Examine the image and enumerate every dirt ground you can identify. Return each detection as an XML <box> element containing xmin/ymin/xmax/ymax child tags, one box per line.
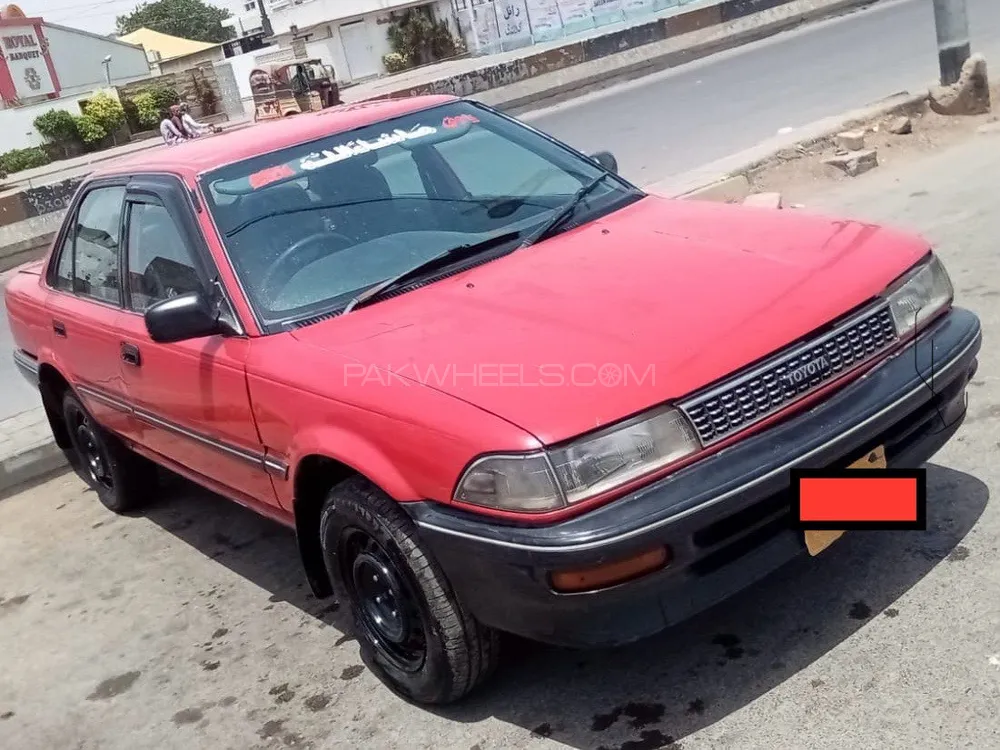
<box><xmin>747</xmin><ymin>84</ymin><xmax>1000</xmax><ymax>204</ymax></box>
<box><xmin>3</xmin><ymin>100</ymin><xmax>1000</xmax><ymax>750</ymax></box>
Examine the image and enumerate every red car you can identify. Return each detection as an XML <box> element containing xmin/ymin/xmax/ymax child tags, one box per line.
<box><xmin>5</xmin><ymin>95</ymin><xmax>981</xmax><ymax>704</ymax></box>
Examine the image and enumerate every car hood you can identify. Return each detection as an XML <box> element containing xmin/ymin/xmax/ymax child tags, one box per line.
<box><xmin>291</xmin><ymin>195</ymin><xmax>930</xmax><ymax>445</ymax></box>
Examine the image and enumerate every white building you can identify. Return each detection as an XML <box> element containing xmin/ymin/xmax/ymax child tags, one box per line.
<box><xmin>267</xmin><ymin>0</ymin><xmax>460</xmax><ymax>83</ymax></box>
<box><xmin>222</xmin><ymin>0</ymin><xmax>269</xmax><ymax>38</ymax></box>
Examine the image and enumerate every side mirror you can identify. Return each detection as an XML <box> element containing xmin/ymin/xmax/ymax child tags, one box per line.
<box><xmin>144</xmin><ymin>291</ymin><xmax>228</xmax><ymax>344</ymax></box>
<box><xmin>589</xmin><ymin>150</ymin><xmax>618</xmax><ymax>174</ymax></box>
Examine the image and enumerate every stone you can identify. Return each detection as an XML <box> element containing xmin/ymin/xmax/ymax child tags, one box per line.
<box><xmin>743</xmin><ymin>192</ymin><xmax>783</xmax><ymax>209</ymax></box>
<box><xmin>835</xmin><ymin>129</ymin><xmax>866</xmax><ymax>151</ymax></box>
<box><xmin>823</xmin><ymin>149</ymin><xmax>879</xmax><ymax>177</ymax></box>
<box><xmin>887</xmin><ymin>116</ymin><xmax>913</xmax><ymax>135</ymax></box>
<box><xmin>929</xmin><ymin>54</ymin><xmax>991</xmax><ymax>116</ymax></box>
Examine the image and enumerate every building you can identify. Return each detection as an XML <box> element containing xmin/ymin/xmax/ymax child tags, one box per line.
<box><xmin>0</xmin><ymin>4</ymin><xmax>149</xmax><ymax>109</ymax></box>
<box><xmin>267</xmin><ymin>0</ymin><xmax>461</xmax><ymax>83</ymax></box>
<box><xmin>117</xmin><ymin>27</ymin><xmax>225</xmax><ymax>77</ymax></box>
<box><xmin>222</xmin><ymin>0</ymin><xmax>269</xmax><ymax>38</ymax></box>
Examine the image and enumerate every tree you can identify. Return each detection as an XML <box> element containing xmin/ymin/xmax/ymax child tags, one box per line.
<box><xmin>116</xmin><ymin>0</ymin><xmax>233</xmax><ymax>44</ymax></box>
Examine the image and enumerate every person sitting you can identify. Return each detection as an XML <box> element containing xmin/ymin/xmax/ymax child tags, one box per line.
<box><xmin>159</xmin><ymin>109</ymin><xmax>186</xmax><ymax>146</ymax></box>
<box><xmin>178</xmin><ymin>102</ymin><xmax>216</xmax><ymax>137</ymax></box>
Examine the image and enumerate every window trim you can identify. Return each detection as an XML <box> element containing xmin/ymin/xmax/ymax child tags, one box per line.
<box><xmin>121</xmin><ymin>173</ymin><xmax>247</xmax><ymax>336</ymax></box>
<box><xmin>45</xmin><ymin>178</ymin><xmax>129</xmax><ymax>309</ymax></box>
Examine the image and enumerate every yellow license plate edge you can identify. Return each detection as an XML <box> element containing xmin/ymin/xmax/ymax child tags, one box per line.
<box><xmin>803</xmin><ymin>446</ymin><xmax>887</xmax><ymax>556</ymax></box>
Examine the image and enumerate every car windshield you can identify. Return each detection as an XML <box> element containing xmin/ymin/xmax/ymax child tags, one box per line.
<box><xmin>200</xmin><ymin>100</ymin><xmax>637</xmax><ymax>328</ymax></box>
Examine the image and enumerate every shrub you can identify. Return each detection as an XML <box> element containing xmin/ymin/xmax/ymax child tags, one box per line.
<box><xmin>131</xmin><ymin>91</ymin><xmax>161</xmax><ymax>129</ymax></box>
<box><xmin>74</xmin><ymin>114</ymin><xmax>107</xmax><ymax>145</ymax></box>
<box><xmin>0</xmin><ymin>147</ymin><xmax>52</xmax><ymax>174</ymax></box>
<box><xmin>388</xmin><ymin>8</ymin><xmax>459</xmax><ymax>67</ymax></box>
<box><xmin>382</xmin><ymin>52</ymin><xmax>410</xmax><ymax>74</ymax></box>
<box><xmin>33</xmin><ymin>109</ymin><xmax>79</xmax><ymax>144</ymax></box>
<box><xmin>83</xmin><ymin>92</ymin><xmax>126</xmax><ymax>135</ymax></box>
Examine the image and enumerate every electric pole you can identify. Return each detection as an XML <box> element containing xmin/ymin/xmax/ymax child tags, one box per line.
<box><xmin>258</xmin><ymin>0</ymin><xmax>273</xmax><ymax>38</ymax></box>
<box><xmin>932</xmin><ymin>0</ymin><xmax>971</xmax><ymax>86</ymax></box>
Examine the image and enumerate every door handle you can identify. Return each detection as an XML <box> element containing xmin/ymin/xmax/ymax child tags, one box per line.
<box><xmin>121</xmin><ymin>343</ymin><xmax>141</xmax><ymax>367</ymax></box>
<box><xmin>52</xmin><ymin>320</ymin><xmax>67</xmax><ymax>337</ymax></box>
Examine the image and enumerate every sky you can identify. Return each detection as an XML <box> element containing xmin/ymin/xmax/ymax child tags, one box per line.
<box><xmin>22</xmin><ymin>0</ymin><xmax>235</xmax><ymax>37</ymax></box>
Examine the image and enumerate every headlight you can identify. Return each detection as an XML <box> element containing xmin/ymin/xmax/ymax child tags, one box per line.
<box><xmin>454</xmin><ymin>406</ymin><xmax>700</xmax><ymax>512</ymax></box>
<box><xmin>885</xmin><ymin>254</ymin><xmax>953</xmax><ymax>337</ymax></box>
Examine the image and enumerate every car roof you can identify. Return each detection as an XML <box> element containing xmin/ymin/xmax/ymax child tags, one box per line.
<box><xmin>94</xmin><ymin>94</ymin><xmax>460</xmax><ymax>180</ymax></box>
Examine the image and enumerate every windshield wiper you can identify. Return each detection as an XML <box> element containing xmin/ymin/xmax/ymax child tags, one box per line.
<box><xmin>516</xmin><ymin>172</ymin><xmax>610</xmax><ymax>250</ymax></box>
<box><xmin>342</xmin><ymin>230</ymin><xmax>520</xmax><ymax>314</ymax></box>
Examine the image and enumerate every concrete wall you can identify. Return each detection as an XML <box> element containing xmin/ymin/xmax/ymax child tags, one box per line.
<box><xmin>159</xmin><ymin>47</ymin><xmax>226</xmax><ymax>76</ymax></box>
<box><xmin>44</xmin><ymin>25</ymin><xmax>150</xmax><ymax>95</ymax></box>
<box><xmin>0</xmin><ymin>91</ymin><xmax>102</xmax><ymax>151</ymax></box>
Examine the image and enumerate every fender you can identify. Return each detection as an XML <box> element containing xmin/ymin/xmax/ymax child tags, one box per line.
<box><xmin>280</xmin><ymin>423</ymin><xmax>423</xmax><ymax>510</ymax></box>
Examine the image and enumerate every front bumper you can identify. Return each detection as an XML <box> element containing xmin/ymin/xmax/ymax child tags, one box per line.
<box><xmin>405</xmin><ymin>307</ymin><xmax>982</xmax><ymax>648</ymax></box>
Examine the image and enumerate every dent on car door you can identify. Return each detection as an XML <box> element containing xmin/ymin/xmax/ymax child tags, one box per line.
<box><xmin>113</xmin><ymin>178</ymin><xmax>280</xmax><ymax>508</ymax></box>
<box><xmin>44</xmin><ymin>183</ymin><xmax>133</xmax><ymax>435</ymax></box>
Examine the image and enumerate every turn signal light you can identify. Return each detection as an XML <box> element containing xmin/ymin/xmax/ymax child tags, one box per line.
<box><xmin>550</xmin><ymin>546</ymin><xmax>671</xmax><ymax>593</ymax></box>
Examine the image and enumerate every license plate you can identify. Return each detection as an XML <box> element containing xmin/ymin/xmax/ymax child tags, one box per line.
<box><xmin>803</xmin><ymin>445</ymin><xmax>887</xmax><ymax>556</ymax></box>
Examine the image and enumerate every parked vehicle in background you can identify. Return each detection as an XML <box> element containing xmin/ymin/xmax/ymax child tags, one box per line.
<box><xmin>3</xmin><ymin>95</ymin><xmax>981</xmax><ymax>706</ymax></box>
<box><xmin>250</xmin><ymin>60</ymin><xmax>341</xmax><ymax>122</ymax></box>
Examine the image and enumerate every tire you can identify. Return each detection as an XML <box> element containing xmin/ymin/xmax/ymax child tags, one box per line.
<box><xmin>62</xmin><ymin>390</ymin><xmax>159</xmax><ymax>514</ymax></box>
<box><xmin>319</xmin><ymin>476</ymin><xmax>500</xmax><ymax>705</ymax></box>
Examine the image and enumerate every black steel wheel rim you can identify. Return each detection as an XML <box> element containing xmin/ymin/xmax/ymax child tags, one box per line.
<box><xmin>340</xmin><ymin>527</ymin><xmax>427</xmax><ymax>672</ymax></box>
<box><xmin>69</xmin><ymin>405</ymin><xmax>113</xmax><ymax>491</ymax></box>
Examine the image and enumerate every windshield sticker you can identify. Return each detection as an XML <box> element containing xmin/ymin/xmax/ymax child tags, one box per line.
<box><xmin>249</xmin><ymin>163</ymin><xmax>296</xmax><ymax>190</ymax></box>
<box><xmin>299</xmin><ymin>125</ymin><xmax>438</xmax><ymax>171</ymax></box>
<box><xmin>442</xmin><ymin>114</ymin><xmax>479</xmax><ymax>129</ymax></box>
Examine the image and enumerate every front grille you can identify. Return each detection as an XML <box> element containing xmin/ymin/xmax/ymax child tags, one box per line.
<box><xmin>679</xmin><ymin>303</ymin><xmax>898</xmax><ymax>446</ymax></box>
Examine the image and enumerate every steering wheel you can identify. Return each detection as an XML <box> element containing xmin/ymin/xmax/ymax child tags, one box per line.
<box><xmin>260</xmin><ymin>231</ymin><xmax>355</xmax><ymax>299</ymax></box>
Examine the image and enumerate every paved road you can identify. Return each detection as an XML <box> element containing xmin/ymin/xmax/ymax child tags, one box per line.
<box><xmin>524</xmin><ymin>0</ymin><xmax>1000</xmax><ymax>184</ymax></box>
<box><xmin>2</xmin><ymin>131</ymin><xmax>999</xmax><ymax>749</ymax></box>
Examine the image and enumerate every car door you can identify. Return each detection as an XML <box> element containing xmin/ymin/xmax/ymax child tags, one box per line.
<box><xmin>113</xmin><ymin>175</ymin><xmax>279</xmax><ymax>508</ymax></box>
<box><xmin>44</xmin><ymin>181</ymin><xmax>133</xmax><ymax>436</ymax></box>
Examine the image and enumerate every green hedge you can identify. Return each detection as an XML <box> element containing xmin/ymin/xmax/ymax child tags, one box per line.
<box><xmin>0</xmin><ymin>147</ymin><xmax>51</xmax><ymax>175</ymax></box>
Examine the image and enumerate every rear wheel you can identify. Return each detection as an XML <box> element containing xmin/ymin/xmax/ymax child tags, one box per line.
<box><xmin>319</xmin><ymin>477</ymin><xmax>499</xmax><ymax>704</ymax></box>
<box><xmin>62</xmin><ymin>390</ymin><xmax>158</xmax><ymax>513</ymax></box>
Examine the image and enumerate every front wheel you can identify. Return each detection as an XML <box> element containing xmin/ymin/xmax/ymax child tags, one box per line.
<box><xmin>62</xmin><ymin>390</ymin><xmax>158</xmax><ymax>513</ymax></box>
<box><xmin>319</xmin><ymin>477</ymin><xmax>500</xmax><ymax>704</ymax></box>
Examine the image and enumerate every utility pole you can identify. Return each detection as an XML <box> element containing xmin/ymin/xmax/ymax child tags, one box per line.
<box><xmin>932</xmin><ymin>0</ymin><xmax>971</xmax><ymax>86</ymax></box>
<box><xmin>258</xmin><ymin>0</ymin><xmax>273</xmax><ymax>38</ymax></box>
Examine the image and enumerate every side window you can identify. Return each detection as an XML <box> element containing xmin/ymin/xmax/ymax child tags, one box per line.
<box><xmin>72</xmin><ymin>186</ymin><xmax>126</xmax><ymax>304</ymax></box>
<box><xmin>434</xmin><ymin>128</ymin><xmax>581</xmax><ymax>197</ymax></box>
<box><xmin>53</xmin><ymin>232</ymin><xmax>74</xmax><ymax>292</ymax></box>
<box><xmin>125</xmin><ymin>201</ymin><xmax>203</xmax><ymax>311</ymax></box>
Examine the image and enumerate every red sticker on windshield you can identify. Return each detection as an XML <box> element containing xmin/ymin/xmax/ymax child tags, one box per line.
<box><xmin>249</xmin><ymin>163</ymin><xmax>295</xmax><ymax>189</ymax></box>
<box><xmin>442</xmin><ymin>114</ymin><xmax>479</xmax><ymax>129</ymax></box>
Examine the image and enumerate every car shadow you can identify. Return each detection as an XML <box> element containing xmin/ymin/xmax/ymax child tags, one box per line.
<box><xmin>141</xmin><ymin>463</ymin><xmax>987</xmax><ymax>748</ymax></box>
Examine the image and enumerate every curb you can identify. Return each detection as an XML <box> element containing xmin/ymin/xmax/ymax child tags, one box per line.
<box><xmin>646</xmin><ymin>90</ymin><xmax>930</xmax><ymax>198</ymax></box>
<box><xmin>0</xmin><ymin>440</ymin><xmax>68</xmax><ymax>500</ymax></box>
<box><xmin>0</xmin><ymin>90</ymin><xmax>933</xmax><ymax>501</ymax></box>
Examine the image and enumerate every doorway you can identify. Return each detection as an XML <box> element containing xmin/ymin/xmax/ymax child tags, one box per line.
<box><xmin>339</xmin><ymin>21</ymin><xmax>379</xmax><ymax>80</ymax></box>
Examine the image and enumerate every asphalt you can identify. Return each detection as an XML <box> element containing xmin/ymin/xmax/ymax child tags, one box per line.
<box><xmin>523</xmin><ymin>0</ymin><xmax>1000</xmax><ymax>184</ymax></box>
<box><xmin>4</xmin><ymin>0</ymin><xmax>1000</xmax><ymax>421</ymax></box>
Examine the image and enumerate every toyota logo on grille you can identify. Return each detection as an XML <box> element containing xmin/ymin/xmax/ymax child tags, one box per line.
<box><xmin>782</xmin><ymin>354</ymin><xmax>831</xmax><ymax>388</ymax></box>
